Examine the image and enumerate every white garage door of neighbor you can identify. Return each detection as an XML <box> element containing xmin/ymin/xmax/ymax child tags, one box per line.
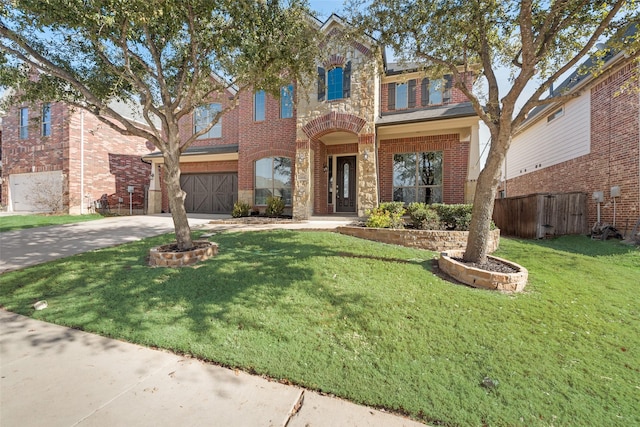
<box><xmin>9</xmin><ymin>171</ymin><xmax>64</xmax><ymax>212</ymax></box>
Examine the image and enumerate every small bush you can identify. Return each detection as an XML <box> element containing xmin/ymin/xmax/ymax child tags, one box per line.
<box><xmin>265</xmin><ymin>196</ymin><xmax>285</xmax><ymax>217</ymax></box>
<box><xmin>406</xmin><ymin>202</ymin><xmax>441</xmax><ymax>230</ymax></box>
<box><xmin>432</xmin><ymin>203</ymin><xmax>473</xmax><ymax>230</ymax></box>
<box><xmin>365</xmin><ymin>205</ymin><xmax>405</xmax><ymax>229</ymax></box>
<box><xmin>232</xmin><ymin>201</ymin><xmax>251</xmax><ymax>218</ymax></box>
<box><xmin>379</xmin><ymin>201</ymin><xmax>406</xmax><ymax>215</ymax></box>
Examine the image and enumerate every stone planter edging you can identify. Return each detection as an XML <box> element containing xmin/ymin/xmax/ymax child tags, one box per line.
<box><xmin>438</xmin><ymin>250</ymin><xmax>528</xmax><ymax>292</ymax></box>
<box><xmin>149</xmin><ymin>240</ymin><xmax>218</xmax><ymax>267</ymax></box>
<box><xmin>336</xmin><ymin>227</ymin><xmax>501</xmax><ymax>253</ymax></box>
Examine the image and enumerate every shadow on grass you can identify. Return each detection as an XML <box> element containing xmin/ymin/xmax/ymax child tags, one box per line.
<box><xmin>0</xmin><ymin>230</ymin><xmax>433</xmax><ymax>359</ymax></box>
<box><xmin>500</xmin><ymin>234</ymin><xmax>638</xmax><ymax>258</ymax></box>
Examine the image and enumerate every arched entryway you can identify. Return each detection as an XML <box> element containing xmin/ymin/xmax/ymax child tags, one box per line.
<box><xmin>294</xmin><ymin>112</ymin><xmax>377</xmax><ymax>218</ymax></box>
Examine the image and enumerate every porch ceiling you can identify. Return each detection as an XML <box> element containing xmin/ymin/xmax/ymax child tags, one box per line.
<box><xmin>319</xmin><ymin>131</ymin><xmax>358</xmax><ymax>145</ymax></box>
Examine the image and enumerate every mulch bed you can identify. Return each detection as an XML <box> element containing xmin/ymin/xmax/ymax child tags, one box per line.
<box><xmin>452</xmin><ymin>257</ymin><xmax>518</xmax><ymax>274</ymax></box>
<box><xmin>157</xmin><ymin>241</ymin><xmax>214</xmax><ymax>253</ymax></box>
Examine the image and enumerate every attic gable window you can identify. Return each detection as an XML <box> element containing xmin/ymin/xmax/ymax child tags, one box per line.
<box><xmin>547</xmin><ymin>107</ymin><xmax>564</xmax><ymax>123</ymax></box>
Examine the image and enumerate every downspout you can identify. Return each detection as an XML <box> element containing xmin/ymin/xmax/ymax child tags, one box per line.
<box><xmin>80</xmin><ymin>110</ymin><xmax>85</xmax><ymax>214</ymax></box>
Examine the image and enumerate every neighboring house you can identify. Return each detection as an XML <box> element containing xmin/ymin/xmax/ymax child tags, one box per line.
<box><xmin>144</xmin><ymin>14</ymin><xmax>482</xmax><ymax>217</ymax></box>
<box><xmin>1</xmin><ymin>100</ymin><xmax>152</xmax><ymax>213</ymax></box>
<box><xmin>503</xmin><ymin>27</ymin><xmax>639</xmax><ymax>233</ymax></box>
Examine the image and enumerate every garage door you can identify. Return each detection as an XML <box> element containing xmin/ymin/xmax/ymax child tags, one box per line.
<box><xmin>180</xmin><ymin>173</ymin><xmax>238</xmax><ymax>214</ymax></box>
<box><xmin>10</xmin><ymin>171</ymin><xmax>64</xmax><ymax>212</ymax></box>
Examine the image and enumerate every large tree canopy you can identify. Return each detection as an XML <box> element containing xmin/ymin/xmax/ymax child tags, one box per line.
<box><xmin>351</xmin><ymin>0</ymin><xmax>639</xmax><ymax>263</ymax></box>
<box><xmin>0</xmin><ymin>0</ymin><xmax>319</xmax><ymax>250</ymax></box>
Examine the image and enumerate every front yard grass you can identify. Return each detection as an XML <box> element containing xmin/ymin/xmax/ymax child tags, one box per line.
<box><xmin>0</xmin><ymin>213</ymin><xmax>103</xmax><ymax>232</ymax></box>
<box><xmin>0</xmin><ymin>231</ymin><xmax>638</xmax><ymax>426</ymax></box>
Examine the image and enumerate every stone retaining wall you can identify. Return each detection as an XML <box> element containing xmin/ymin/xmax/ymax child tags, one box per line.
<box><xmin>438</xmin><ymin>250</ymin><xmax>528</xmax><ymax>292</ymax></box>
<box><xmin>336</xmin><ymin>227</ymin><xmax>500</xmax><ymax>253</ymax></box>
<box><xmin>149</xmin><ymin>240</ymin><xmax>218</xmax><ymax>267</ymax></box>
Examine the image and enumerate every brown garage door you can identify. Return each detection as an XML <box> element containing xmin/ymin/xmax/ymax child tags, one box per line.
<box><xmin>180</xmin><ymin>173</ymin><xmax>238</xmax><ymax>214</ymax></box>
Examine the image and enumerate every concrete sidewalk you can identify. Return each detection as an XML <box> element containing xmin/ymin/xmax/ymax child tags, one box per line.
<box><xmin>0</xmin><ymin>310</ymin><xmax>424</xmax><ymax>427</ymax></box>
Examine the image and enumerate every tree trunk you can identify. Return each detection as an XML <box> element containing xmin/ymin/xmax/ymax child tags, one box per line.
<box><xmin>463</xmin><ymin>128</ymin><xmax>511</xmax><ymax>264</ymax></box>
<box><xmin>163</xmin><ymin>151</ymin><xmax>193</xmax><ymax>251</ymax></box>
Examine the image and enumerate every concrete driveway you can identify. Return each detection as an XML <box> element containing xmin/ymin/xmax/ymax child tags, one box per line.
<box><xmin>0</xmin><ymin>214</ymin><xmax>217</xmax><ymax>273</ymax></box>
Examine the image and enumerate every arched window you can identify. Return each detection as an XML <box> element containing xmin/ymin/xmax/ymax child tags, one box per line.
<box><xmin>255</xmin><ymin>157</ymin><xmax>292</xmax><ymax>206</ymax></box>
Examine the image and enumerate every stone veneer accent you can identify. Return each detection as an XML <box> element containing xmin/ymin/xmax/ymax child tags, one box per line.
<box><xmin>438</xmin><ymin>250</ymin><xmax>528</xmax><ymax>292</ymax></box>
<box><xmin>336</xmin><ymin>227</ymin><xmax>500</xmax><ymax>253</ymax></box>
<box><xmin>148</xmin><ymin>240</ymin><xmax>218</xmax><ymax>267</ymax></box>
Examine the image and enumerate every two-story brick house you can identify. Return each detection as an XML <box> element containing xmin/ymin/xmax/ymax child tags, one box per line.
<box><xmin>1</xmin><ymin>100</ymin><xmax>152</xmax><ymax>213</ymax></box>
<box><xmin>144</xmin><ymin>14</ymin><xmax>482</xmax><ymax>218</ymax></box>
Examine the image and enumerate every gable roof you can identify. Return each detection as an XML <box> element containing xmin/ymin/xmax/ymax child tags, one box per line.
<box><xmin>519</xmin><ymin>23</ymin><xmax>638</xmax><ymax>130</ymax></box>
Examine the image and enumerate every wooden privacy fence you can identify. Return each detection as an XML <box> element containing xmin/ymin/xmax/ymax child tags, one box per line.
<box><xmin>493</xmin><ymin>192</ymin><xmax>587</xmax><ymax>238</ymax></box>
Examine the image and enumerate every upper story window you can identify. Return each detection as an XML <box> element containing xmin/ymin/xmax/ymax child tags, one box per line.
<box><xmin>388</xmin><ymin>80</ymin><xmax>417</xmax><ymax>110</ymax></box>
<box><xmin>41</xmin><ymin>103</ymin><xmax>51</xmax><ymax>137</ymax></box>
<box><xmin>254</xmin><ymin>90</ymin><xmax>265</xmax><ymax>121</ymax></box>
<box><xmin>327</xmin><ymin>67</ymin><xmax>343</xmax><ymax>101</ymax></box>
<box><xmin>194</xmin><ymin>103</ymin><xmax>222</xmax><ymax>139</ymax></box>
<box><xmin>280</xmin><ymin>84</ymin><xmax>294</xmax><ymax>119</ymax></box>
<box><xmin>317</xmin><ymin>61</ymin><xmax>351</xmax><ymax>102</ymax></box>
<box><xmin>396</xmin><ymin>83</ymin><xmax>408</xmax><ymax>110</ymax></box>
<box><xmin>421</xmin><ymin>76</ymin><xmax>452</xmax><ymax>106</ymax></box>
<box><xmin>19</xmin><ymin>107</ymin><xmax>28</xmax><ymax>139</ymax></box>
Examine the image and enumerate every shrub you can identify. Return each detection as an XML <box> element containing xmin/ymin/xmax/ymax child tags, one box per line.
<box><xmin>432</xmin><ymin>204</ymin><xmax>473</xmax><ymax>230</ymax></box>
<box><xmin>232</xmin><ymin>201</ymin><xmax>251</xmax><ymax>218</ymax></box>
<box><xmin>365</xmin><ymin>205</ymin><xmax>405</xmax><ymax>229</ymax></box>
<box><xmin>265</xmin><ymin>196</ymin><xmax>285</xmax><ymax>217</ymax></box>
<box><xmin>406</xmin><ymin>202</ymin><xmax>441</xmax><ymax>230</ymax></box>
<box><xmin>379</xmin><ymin>201</ymin><xmax>406</xmax><ymax>215</ymax></box>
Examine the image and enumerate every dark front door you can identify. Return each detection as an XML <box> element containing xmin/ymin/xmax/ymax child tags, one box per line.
<box><xmin>180</xmin><ymin>173</ymin><xmax>238</xmax><ymax>214</ymax></box>
<box><xmin>336</xmin><ymin>156</ymin><xmax>356</xmax><ymax>213</ymax></box>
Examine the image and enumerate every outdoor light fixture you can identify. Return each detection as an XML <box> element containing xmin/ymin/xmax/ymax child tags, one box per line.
<box><xmin>323</xmin><ymin>164</ymin><xmax>328</xmax><ymax>172</ymax></box>
<box><xmin>363</xmin><ymin>149</ymin><xmax>369</xmax><ymax>160</ymax></box>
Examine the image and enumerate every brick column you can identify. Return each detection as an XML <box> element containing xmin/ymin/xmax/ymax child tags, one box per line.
<box><xmin>293</xmin><ymin>139</ymin><xmax>312</xmax><ymax>219</ymax></box>
<box><xmin>358</xmin><ymin>133</ymin><xmax>378</xmax><ymax>216</ymax></box>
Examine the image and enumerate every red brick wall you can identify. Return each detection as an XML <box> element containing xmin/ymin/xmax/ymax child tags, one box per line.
<box><xmin>1</xmin><ymin>101</ymin><xmax>151</xmax><ymax>212</ymax></box>
<box><xmin>236</xmin><ymin>87</ymin><xmax>297</xmax><ymax>202</ymax></box>
<box><xmin>1</xmin><ymin>102</ymin><xmax>67</xmax><ymax>175</ymax></box>
<box><xmin>67</xmin><ymin>110</ymin><xmax>151</xmax><ymax>211</ymax></box>
<box><xmin>380</xmin><ymin>71</ymin><xmax>475</xmax><ymax>114</ymax></box>
<box><xmin>178</xmin><ymin>90</ymin><xmax>240</xmax><ymax>149</ymax></box>
<box><xmin>505</xmin><ymin>62</ymin><xmax>639</xmax><ymax>231</ymax></box>
<box><xmin>378</xmin><ymin>134</ymin><xmax>468</xmax><ymax>204</ymax></box>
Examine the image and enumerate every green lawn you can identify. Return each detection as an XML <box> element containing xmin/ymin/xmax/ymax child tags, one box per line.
<box><xmin>0</xmin><ymin>213</ymin><xmax>103</xmax><ymax>232</ymax></box>
<box><xmin>0</xmin><ymin>231</ymin><xmax>638</xmax><ymax>426</ymax></box>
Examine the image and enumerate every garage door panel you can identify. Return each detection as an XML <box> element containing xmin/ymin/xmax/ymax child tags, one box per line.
<box><xmin>180</xmin><ymin>173</ymin><xmax>237</xmax><ymax>214</ymax></box>
<box><xmin>10</xmin><ymin>171</ymin><xmax>63</xmax><ymax>212</ymax></box>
